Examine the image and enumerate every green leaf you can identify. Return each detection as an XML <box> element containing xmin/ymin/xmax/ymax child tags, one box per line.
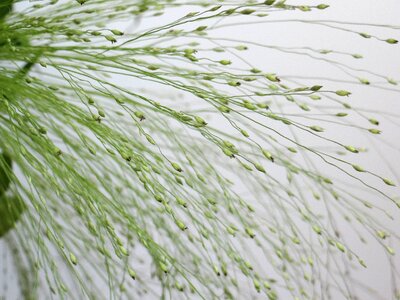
<box><xmin>0</xmin><ymin>195</ymin><xmax>26</xmax><ymax>237</ymax></box>
<box><xmin>0</xmin><ymin>0</ymin><xmax>14</xmax><ymax>21</ymax></box>
<box><xmin>0</xmin><ymin>152</ymin><xmax>12</xmax><ymax>196</ymax></box>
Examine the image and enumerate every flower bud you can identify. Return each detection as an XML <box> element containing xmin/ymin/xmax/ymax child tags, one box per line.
<box><xmin>254</xmin><ymin>163</ymin><xmax>265</xmax><ymax>173</ymax></box>
<box><xmin>175</xmin><ymin>220</ymin><xmax>187</xmax><ymax>231</ymax></box>
<box><xmin>386</xmin><ymin>38</ymin><xmax>398</xmax><ymax>44</ymax></box>
<box><xmin>382</xmin><ymin>178</ymin><xmax>395</xmax><ymax>186</ymax></box>
<box><xmin>111</xmin><ymin>29</ymin><xmax>124</xmax><ymax>36</ymax></box>
<box><xmin>69</xmin><ymin>253</ymin><xmax>77</xmax><ymax>265</ymax></box>
<box><xmin>368</xmin><ymin>128</ymin><xmax>381</xmax><ymax>134</ymax></box>
<box><xmin>219</xmin><ymin>60</ymin><xmax>231</xmax><ymax>66</ymax></box>
<box><xmin>245</xmin><ymin>227</ymin><xmax>255</xmax><ymax>238</ymax></box>
<box><xmin>105</xmin><ymin>36</ymin><xmax>117</xmax><ymax>43</ymax></box>
<box><xmin>309</xmin><ymin>126</ymin><xmax>324</xmax><ymax>132</ymax></box>
<box><xmin>335</xmin><ymin>90</ymin><xmax>351</xmax><ymax>97</ymax></box>
<box><xmin>352</xmin><ymin>165</ymin><xmax>365</xmax><ymax>172</ymax></box>
<box><xmin>317</xmin><ymin>4</ymin><xmax>329</xmax><ymax>9</ymax></box>
<box><xmin>128</xmin><ymin>268</ymin><xmax>136</xmax><ymax>280</ymax></box>
<box><xmin>344</xmin><ymin>145</ymin><xmax>358</xmax><ymax>153</ymax></box>
<box><xmin>171</xmin><ymin>162</ymin><xmax>182</xmax><ymax>172</ymax></box>
<box><xmin>265</xmin><ymin>73</ymin><xmax>280</xmax><ymax>82</ymax></box>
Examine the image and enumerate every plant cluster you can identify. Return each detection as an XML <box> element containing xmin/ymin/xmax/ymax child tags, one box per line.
<box><xmin>0</xmin><ymin>0</ymin><xmax>399</xmax><ymax>299</ymax></box>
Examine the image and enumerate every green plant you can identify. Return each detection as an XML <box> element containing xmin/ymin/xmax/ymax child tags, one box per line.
<box><xmin>0</xmin><ymin>0</ymin><xmax>399</xmax><ymax>299</ymax></box>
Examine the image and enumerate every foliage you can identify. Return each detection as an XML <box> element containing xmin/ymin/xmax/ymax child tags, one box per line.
<box><xmin>0</xmin><ymin>0</ymin><xmax>399</xmax><ymax>299</ymax></box>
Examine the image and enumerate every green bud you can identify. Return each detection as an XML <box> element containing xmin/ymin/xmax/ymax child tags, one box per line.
<box><xmin>235</xmin><ymin>45</ymin><xmax>248</xmax><ymax>51</ymax></box>
<box><xmin>176</xmin><ymin>220</ymin><xmax>187</xmax><ymax>231</ymax></box>
<box><xmin>176</xmin><ymin>197</ymin><xmax>187</xmax><ymax>208</ymax></box>
<box><xmin>265</xmin><ymin>73</ymin><xmax>280</xmax><ymax>82</ymax></box>
<box><xmin>121</xmin><ymin>152</ymin><xmax>131</xmax><ymax>162</ymax></box>
<box><xmin>160</xmin><ymin>262</ymin><xmax>169</xmax><ymax>273</ymax></box>
<box><xmin>128</xmin><ymin>268</ymin><xmax>136</xmax><ymax>280</ymax></box>
<box><xmin>69</xmin><ymin>253</ymin><xmax>77</xmax><ymax>265</ymax></box>
<box><xmin>358</xmin><ymin>259</ymin><xmax>367</xmax><ymax>268</ymax></box>
<box><xmin>240</xmin><ymin>129</ymin><xmax>249</xmax><ymax>137</ymax></box>
<box><xmin>243</xmin><ymin>102</ymin><xmax>257</xmax><ymax>110</ymax></box>
<box><xmin>245</xmin><ymin>227</ymin><xmax>255</xmax><ymax>238</ymax></box>
<box><xmin>386</xmin><ymin>38</ymin><xmax>398</xmax><ymax>44</ymax></box>
<box><xmin>344</xmin><ymin>145</ymin><xmax>358</xmax><ymax>153</ymax></box>
<box><xmin>227</xmin><ymin>81</ymin><xmax>241</xmax><ymax>87</ymax></box>
<box><xmin>251</xmin><ymin>68</ymin><xmax>262</xmax><ymax>73</ymax></box>
<box><xmin>105</xmin><ymin>35</ymin><xmax>117</xmax><ymax>43</ymax></box>
<box><xmin>145</xmin><ymin>134</ymin><xmax>156</xmax><ymax>145</ymax></box>
<box><xmin>154</xmin><ymin>194</ymin><xmax>163</xmax><ymax>203</ymax></box>
<box><xmin>175</xmin><ymin>281</ymin><xmax>185</xmax><ymax>292</ymax></box>
<box><xmin>262</xmin><ymin>149</ymin><xmax>274</xmax><ymax>162</ymax></box>
<box><xmin>257</xmin><ymin>102</ymin><xmax>269</xmax><ymax>109</ymax></box>
<box><xmin>368</xmin><ymin>128</ymin><xmax>381</xmax><ymax>134</ymax></box>
<box><xmin>312</xmin><ymin>225</ymin><xmax>322</xmax><ymax>235</ymax></box>
<box><xmin>219</xmin><ymin>60</ymin><xmax>231</xmax><ymax>66</ymax></box>
<box><xmin>310</xmin><ymin>85</ymin><xmax>323</xmax><ymax>91</ymax></box>
<box><xmin>213</xmin><ymin>265</ymin><xmax>220</xmax><ymax>276</ymax></box>
<box><xmin>171</xmin><ymin>162</ymin><xmax>182</xmax><ymax>172</ymax></box>
<box><xmin>134</xmin><ymin>111</ymin><xmax>145</xmax><ymax>120</ymax></box>
<box><xmin>210</xmin><ymin>5</ymin><xmax>222</xmax><ymax>11</ymax></box>
<box><xmin>336</xmin><ymin>242</ymin><xmax>345</xmax><ymax>252</ymax></box>
<box><xmin>352</xmin><ymin>165</ymin><xmax>365</xmax><ymax>172</ymax></box>
<box><xmin>263</xmin><ymin>281</ymin><xmax>271</xmax><ymax>290</ymax></box>
<box><xmin>53</xmin><ymin>147</ymin><xmax>62</xmax><ymax>156</ymax></box>
<box><xmin>386</xmin><ymin>246</ymin><xmax>395</xmax><ymax>255</ymax></box>
<box><xmin>227</xmin><ymin>226</ymin><xmax>236</xmax><ymax>236</ymax></box>
<box><xmin>120</xmin><ymin>246</ymin><xmax>129</xmax><ymax>256</ymax></box>
<box><xmin>335</xmin><ymin>90</ymin><xmax>351</xmax><ymax>97</ymax></box>
<box><xmin>317</xmin><ymin>4</ymin><xmax>329</xmax><ymax>9</ymax></box>
<box><xmin>87</xmin><ymin>96</ymin><xmax>95</xmax><ymax>105</ymax></box>
<box><xmin>207</xmin><ymin>198</ymin><xmax>217</xmax><ymax>205</ymax></box>
<box><xmin>195</xmin><ymin>26</ymin><xmax>207</xmax><ymax>31</ymax></box>
<box><xmin>310</xmin><ymin>95</ymin><xmax>321</xmax><ymax>100</ymax></box>
<box><xmin>382</xmin><ymin>178</ymin><xmax>395</xmax><ymax>186</ymax></box>
<box><xmin>368</xmin><ymin>118</ymin><xmax>379</xmax><ymax>125</ymax></box>
<box><xmin>254</xmin><ymin>163</ymin><xmax>265</xmax><ymax>173</ymax></box>
<box><xmin>298</xmin><ymin>6</ymin><xmax>311</xmax><ymax>11</ymax></box>
<box><xmin>253</xmin><ymin>279</ymin><xmax>261</xmax><ymax>292</ymax></box>
<box><xmin>359</xmin><ymin>32</ymin><xmax>371</xmax><ymax>39</ymax></box>
<box><xmin>343</xmin><ymin>103</ymin><xmax>352</xmax><ymax>109</ymax></box>
<box><xmin>194</xmin><ymin>116</ymin><xmax>207</xmax><ymax>126</ymax></box>
<box><xmin>240</xmin><ymin>9</ymin><xmax>255</xmax><ymax>15</ymax></box>
<box><xmin>97</xmin><ymin>109</ymin><xmax>105</xmax><ymax>118</ymax></box>
<box><xmin>223</xmin><ymin>148</ymin><xmax>234</xmax><ymax>158</ymax></box>
<box><xmin>111</xmin><ymin>29</ymin><xmax>124</xmax><ymax>36</ymax></box>
<box><xmin>309</xmin><ymin>125</ymin><xmax>324</xmax><ymax>132</ymax></box>
<box><xmin>299</xmin><ymin>103</ymin><xmax>310</xmax><ymax>111</ymax></box>
<box><xmin>377</xmin><ymin>230</ymin><xmax>387</xmax><ymax>239</ymax></box>
<box><xmin>352</xmin><ymin>54</ymin><xmax>363</xmax><ymax>59</ymax></box>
